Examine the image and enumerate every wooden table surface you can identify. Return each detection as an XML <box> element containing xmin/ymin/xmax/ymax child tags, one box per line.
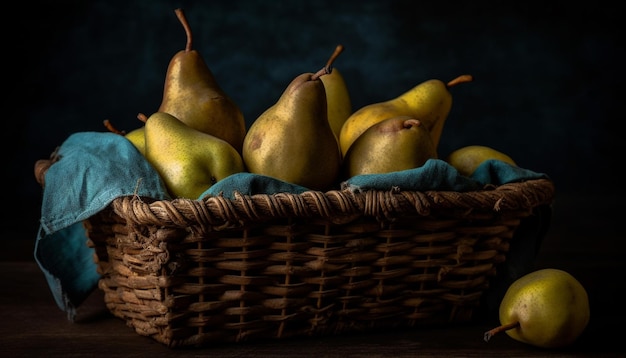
<box><xmin>1</xmin><ymin>255</ymin><xmax>623</xmax><ymax>356</ymax></box>
<box><xmin>3</xmin><ymin>195</ymin><xmax>624</xmax><ymax>357</ymax></box>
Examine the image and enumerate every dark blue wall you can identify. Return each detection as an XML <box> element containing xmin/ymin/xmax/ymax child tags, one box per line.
<box><xmin>8</xmin><ymin>1</ymin><xmax>624</xmax><ymax>246</ymax></box>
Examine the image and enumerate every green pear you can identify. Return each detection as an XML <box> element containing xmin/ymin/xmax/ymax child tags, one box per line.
<box><xmin>484</xmin><ymin>268</ymin><xmax>590</xmax><ymax>349</ymax></box>
<box><xmin>124</xmin><ymin>113</ymin><xmax>150</xmax><ymax>155</ymax></box>
<box><xmin>242</xmin><ymin>45</ymin><xmax>344</xmax><ymax>191</ymax></box>
<box><xmin>339</xmin><ymin>74</ymin><xmax>473</xmax><ymax>156</ymax></box>
<box><xmin>158</xmin><ymin>8</ymin><xmax>246</xmax><ymax>153</ymax></box>
<box><xmin>320</xmin><ymin>67</ymin><xmax>352</xmax><ymax>141</ymax></box>
<box><xmin>102</xmin><ymin>118</ymin><xmax>146</xmax><ymax>155</ymax></box>
<box><xmin>144</xmin><ymin>112</ymin><xmax>244</xmax><ymax>199</ymax></box>
<box><xmin>125</xmin><ymin>126</ymin><xmax>145</xmax><ymax>155</ymax></box>
<box><xmin>446</xmin><ymin>145</ymin><xmax>516</xmax><ymax>177</ymax></box>
<box><xmin>342</xmin><ymin>116</ymin><xmax>437</xmax><ymax>178</ymax></box>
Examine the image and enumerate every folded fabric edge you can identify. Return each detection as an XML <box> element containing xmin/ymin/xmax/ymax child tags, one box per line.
<box><xmin>34</xmin><ymin>223</ymin><xmax>100</xmax><ymax>320</ymax></box>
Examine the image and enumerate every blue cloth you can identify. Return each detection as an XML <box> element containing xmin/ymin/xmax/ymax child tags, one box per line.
<box><xmin>35</xmin><ymin>132</ymin><xmax>169</xmax><ymax>320</ymax></box>
<box><xmin>341</xmin><ymin>158</ymin><xmax>548</xmax><ymax>192</ymax></box>
<box><xmin>201</xmin><ymin>172</ymin><xmax>309</xmax><ymax>199</ymax></box>
<box><xmin>36</xmin><ymin>132</ymin><xmax>549</xmax><ymax>320</ymax></box>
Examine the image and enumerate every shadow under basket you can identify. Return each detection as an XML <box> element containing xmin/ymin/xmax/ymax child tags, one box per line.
<box><xmin>35</xmin><ymin>160</ymin><xmax>555</xmax><ymax>348</ymax></box>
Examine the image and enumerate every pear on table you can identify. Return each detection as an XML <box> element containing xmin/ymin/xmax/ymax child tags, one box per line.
<box><xmin>484</xmin><ymin>268</ymin><xmax>590</xmax><ymax>349</ymax></box>
<box><xmin>242</xmin><ymin>45</ymin><xmax>344</xmax><ymax>191</ymax></box>
<box><xmin>342</xmin><ymin>116</ymin><xmax>437</xmax><ymax>178</ymax></box>
<box><xmin>143</xmin><ymin>111</ymin><xmax>244</xmax><ymax>199</ymax></box>
<box><xmin>158</xmin><ymin>8</ymin><xmax>246</xmax><ymax>153</ymax></box>
<box><xmin>339</xmin><ymin>74</ymin><xmax>473</xmax><ymax>156</ymax></box>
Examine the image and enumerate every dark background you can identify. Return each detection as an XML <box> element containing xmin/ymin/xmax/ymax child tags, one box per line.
<box><xmin>5</xmin><ymin>0</ymin><xmax>624</xmax><ymax>277</ymax></box>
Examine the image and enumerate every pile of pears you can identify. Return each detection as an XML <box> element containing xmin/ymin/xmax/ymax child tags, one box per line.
<box><xmin>113</xmin><ymin>8</ymin><xmax>481</xmax><ymax>199</ymax></box>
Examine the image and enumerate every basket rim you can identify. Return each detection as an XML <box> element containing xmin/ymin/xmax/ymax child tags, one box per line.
<box><xmin>35</xmin><ymin>157</ymin><xmax>554</xmax><ymax>228</ymax></box>
<box><xmin>106</xmin><ymin>178</ymin><xmax>554</xmax><ymax>228</ymax></box>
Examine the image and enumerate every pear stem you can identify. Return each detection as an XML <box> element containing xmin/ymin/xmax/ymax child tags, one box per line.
<box><xmin>137</xmin><ymin>113</ymin><xmax>148</xmax><ymax>123</ymax></box>
<box><xmin>103</xmin><ymin>119</ymin><xmax>125</xmax><ymax>135</ymax></box>
<box><xmin>447</xmin><ymin>74</ymin><xmax>473</xmax><ymax>88</ymax></box>
<box><xmin>403</xmin><ymin>119</ymin><xmax>421</xmax><ymax>129</ymax></box>
<box><xmin>483</xmin><ymin>321</ymin><xmax>520</xmax><ymax>342</ymax></box>
<box><xmin>174</xmin><ymin>8</ymin><xmax>193</xmax><ymax>52</ymax></box>
<box><xmin>312</xmin><ymin>44</ymin><xmax>344</xmax><ymax>80</ymax></box>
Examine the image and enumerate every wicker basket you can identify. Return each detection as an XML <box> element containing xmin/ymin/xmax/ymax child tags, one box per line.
<box><xmin>34</xmin><ymin>158</ymin><xmax>554</xmax><ymax>348</ymax></box>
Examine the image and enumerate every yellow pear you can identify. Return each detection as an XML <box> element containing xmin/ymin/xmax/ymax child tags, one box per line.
<box><xmin>103</xmin><ymin>119</ymin><xmax>145</xmax><ymax>155</ymax></box>
<box><xmin>144</xmin><ymin>112</ymin><xmax>244</xmax><ymax>199</ymax></box>
<box><xmin>342</xmin><ymin>117</ymin><xmax>437</xmax><ymax>178</ymax></box>
<box><xmin>158</xmin><ymin>8</ymin><xmax>246</xmax><ymax>152</ymax></box>
<box><xmin>484</xmin><ymin>268</ymin><xmax>590</xmax><ymax>349</ymax></box>
<box><xmin>320</xmin><ymin>67</ymin><xmax>352</xmax><ymax>141</ymax></box>
<box><xmin>242</xmin><ymin>45</ymin><xmax>344</xmax><ymax>191</ymax></box>
<box><xmin>123</xmin><ymin>113</ymin><xmax>151</xmax><ymax>155</ymax></box>
<box><xmin>124</xmin><ymin>126</ymin><xmax>145</xmax><ymax>155</ymax></box>
<box><xmin>339</xmin><ymin>74</ymin><xmax>472</xmax><ymax>156</ymax></box>
<box><xmin>445</xmin><ymin>145</ymin><xmax>516</xmax><ymax>177</ymax></box>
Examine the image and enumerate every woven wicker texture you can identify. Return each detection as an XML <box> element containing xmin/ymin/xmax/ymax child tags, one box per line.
<box><xmin>35</xmin><ymin>158</ymin><xmax>554</xmax><ymax>347</ymax></box>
